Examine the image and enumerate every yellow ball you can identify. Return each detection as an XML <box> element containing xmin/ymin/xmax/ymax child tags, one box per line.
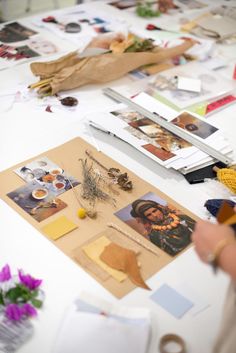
<box><xmin>77</xmin><ymin>208</ymin><xmax>86</xmax><ymax>219</ymax></box>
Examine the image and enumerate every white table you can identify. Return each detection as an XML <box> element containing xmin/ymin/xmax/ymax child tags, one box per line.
<box><xmin>0</xmin><ymin>2</ymin><xmax>236</xmax><ymax>353</ymax></box>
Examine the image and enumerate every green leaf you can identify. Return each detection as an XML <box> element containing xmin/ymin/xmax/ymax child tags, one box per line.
<box><xmin>31</xmin><ymin>298</ymin><xmax>42</xmax><ymax>308</ymax></box>
<box><xmin>30</xmin><ymin>290</ymin><xmax>39</xmax><ymax>298</ymax></box>
<box><xmin>0</xmin><ymin>291</ymin><xmax>4</xmax><ymax>306</ymax></box>
<box><xmin>5</xmin><ymin>284</ymin><xmax>31</xmax><ymax>303</ymax></box>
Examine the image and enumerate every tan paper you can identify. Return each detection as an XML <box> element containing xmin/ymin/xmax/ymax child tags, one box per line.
<box><xmin>0</xmin><ymin>137</ymin><xmax>199</xmax><ymax>298</ymax></box>
<box><xmin>82</xmin><ymin>236</ymin><xmax>127</xmax><ymax>282</ymax></box>
<box><xmin>30</xmin><ymin>40</ymin><xmax>194</xmax><ymax>95</ymax></box>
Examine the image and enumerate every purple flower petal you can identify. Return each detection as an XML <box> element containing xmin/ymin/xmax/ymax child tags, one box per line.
<box><xmin>22</xmin><ymin>303</ymin><xmax>37</xmax><ymax>317</ymax></box>
<box><xmin>0</xmin><ymin>264</ymin><xmax>12</xmax><ymax>282</ymax></box>
<box><xmin>5</xmin><ymin>304</ymin><xmax>23</xmax><ymax>321</ymax></box>
<box><xmin>18</xmin><ymin>270</ymin><xmax>42</xmax><ymax>290</ymax></box>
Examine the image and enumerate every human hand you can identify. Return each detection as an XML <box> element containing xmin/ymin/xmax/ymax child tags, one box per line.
<box><xmin>192</xmin><ymin>220</ymin><xmax>235</xmax><ymax>264</ymax></box>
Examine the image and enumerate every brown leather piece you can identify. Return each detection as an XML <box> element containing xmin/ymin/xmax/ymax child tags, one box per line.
<box><xmin>217</xmin><ymin>201</ymin><xmax>235</xmax><ymax>224</ymax></box>
<box><xmin>100</xmin><ymin>242</ymin><xmax>150</xmax><ymax>290</ymax></box>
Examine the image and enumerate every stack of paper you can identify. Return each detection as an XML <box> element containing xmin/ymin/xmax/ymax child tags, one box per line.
<box><xmin>144</xmin><ymin>62</ymin><xmax>235</xmax><ymax>111</ymax></box>
<box><xmin>52</xmin><ymin>292</ymin><xmax>151</xmax><ymax>353</ymax></box>
<box><xmin>87</xmin><ymin>92</ymin><xmax>233</xmax><ymax>174</ymax></box>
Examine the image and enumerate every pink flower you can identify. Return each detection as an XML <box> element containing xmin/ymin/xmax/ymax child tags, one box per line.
<box><xmin>18</xmin><ymin>270</ymin><xmax>42</xmax><ymax>290</ymax></box>
<box><xmin>0</xmin><ymin>264</ymin><xmax>12</xmax><ymax>282</ymax></box>
<box><xmin>22</xmin><ymin>303</ymin><xmax>37</xmax><ymax>317</ymax></box>
<box><xmin>5</xmin><ymin>304</ymin><xmax>23</xmax><ymax>321</ymax></box>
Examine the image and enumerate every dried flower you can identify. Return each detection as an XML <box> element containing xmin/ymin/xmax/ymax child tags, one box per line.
<box><xmin>60</xmin><ymin>96</ymin><xmax>78</xmax><ymax>107</ymax></box>
<box><xmin>79</xmin><ymin>158</ymin><xmax>116</xmax><ymax>207</ymax></box>
<box><xmin>85</xmin><ymin>150</ymin><xmax>133</xmax><ymax>191</ymax></box>
<box><xmin>0</xmin><ymin>264</ymin><xmax>43</xmax><ymax>322</ymax></box>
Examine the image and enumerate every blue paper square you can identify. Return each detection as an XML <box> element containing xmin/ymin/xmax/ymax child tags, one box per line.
<box><xmin>150</xmin><ymin>284</ymin><xmax>194</xmax><ymax>319</ymax></box>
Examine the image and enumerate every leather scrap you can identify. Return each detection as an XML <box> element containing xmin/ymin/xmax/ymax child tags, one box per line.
<box><xmin>100</xmin><ymin>242</ymin><xmax>150</xmax><ymax>290</ymax></box>
<box><xmin>217</xmin><ymin>201</ymin><xmax>236</xmax><ymax>224</ymax></box>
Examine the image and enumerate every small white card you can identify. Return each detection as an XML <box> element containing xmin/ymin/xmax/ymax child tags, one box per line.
<box><xmin>177</xmin><ymin>76</ymin><xmax>202</xmax><ymax>93</ymax></box>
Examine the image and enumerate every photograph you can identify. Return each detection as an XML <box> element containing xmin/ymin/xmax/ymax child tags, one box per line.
<box><xmin>115</xmin><ymin>192</ymin><xmax>195</xmax><ymax>256</ymax></box>
<box><xmin>171</xmin><ymin>112</ymin><xmax>218</xmax><ymax>139</ymax></box>
<box><xmin>110</xmin><ymin>108</ymin><xmax>191</xmax><ymax>160</ymax></box>
<box><xmin>0</xmin><ymin>22</ymin><xmax>37</xmax><ymax>44</ymax></box>
<box><xmin>7</xmin><ymin>181</ymin><xmax>67</xmax><ymax>222</ymax></box>
<box><xmin>5</xmin><ymin>22</ymin><xmax>38</xmax><ymax>38</ymax></box>
<box><xmin>14</xmin><ymin>156</ymin><xmax>80</xmax><ymax>196</ymax></box>
<box><xmin>129</xmin><ymin>117</ymin><xmax>191</xmax><ymax>151</ymax></box>
<box><xmin>141</xmin><ymin>144</ymin><xmax>176</xmax><ymax>161</ymax></box>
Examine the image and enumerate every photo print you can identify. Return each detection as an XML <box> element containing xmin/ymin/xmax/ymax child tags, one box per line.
<box><xmin>0</xmin><ymin>22</ymin><xmax>37</xmax><ymax>43</ymax></box>
<box><xmin>110</xmin><ymin>108</ymin><xmax>191</xmax><ymax>161</ymax></box>
<box><xmin>115</xmin><ymin>192</ymin><xmax>195</xmax><ymax>256</ymax></box>
<box><xmin>171</xmin><ymin>112</ymin><xmax>218</xmax><ymax>139</ymax></box>
<box><xmin>14</xmin><ymin>156</ymin><xmax>80</xmax><ymax>196</ymax></box>
<box><xmin>38</xmin><ymin>8</ymin><xmax>124</xmax><ymax>40</ymax></box>
<box><xmin>7</xmin><ymin>180</ymin><xmax>67</xmax><ymax>222</ymax></box>
<box><xmin>0</xmin><ymin>22</ymin><xmax>59</xmax><ymax>67</ymax></box>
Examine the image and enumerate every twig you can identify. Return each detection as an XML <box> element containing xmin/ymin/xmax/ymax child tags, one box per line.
<box><xmin>107</xmin><ymin>222</ymin><xmax>159</xmax><ymax>256</ymax></box>
<box><xmin>61</xmin><ymin>162</ymin><xmax>97</xmax><ymax>219</ymax></box>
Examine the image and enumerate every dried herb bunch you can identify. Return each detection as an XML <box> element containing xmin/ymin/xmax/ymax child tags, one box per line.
<box><xmin>85</xmin><ymin>150</ymin><xmax>133</xmax><ymax>191</ymax></box>
<box><xmin>79</xmin><ymin>158</ymin><xmax>116</xmax><ymax>207</ymax></box>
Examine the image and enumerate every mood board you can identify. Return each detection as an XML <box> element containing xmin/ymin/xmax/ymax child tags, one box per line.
<box><xmin>0</xmin><ymin>137</ymin><xmax>199</xmax><ymax>298</ymax></box>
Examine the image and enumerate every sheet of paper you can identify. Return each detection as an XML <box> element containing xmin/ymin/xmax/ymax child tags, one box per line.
<box><xmin>177</xmin><ymin>76</ymin><xmax>201</xmax><ymax>93</ymax></box>
<box><xmin>150</xmin><ymin>284</ymin><xmax>194</xmax><ymax>318</ymax></box>
<box><xmin>42</xmin><ymin>215</ymin><xmax>78</xmax><ymax>240</ymax></box>
<box><xmin>146</xmin><ymin>62</ymin><xmax>236</xmax><ymax>109</ymax></box>
<box><xmin>176</xmin><ymin>282</ymin><xmax>210</xmax><ymax>316</ymax></box>
<box><xmin>53</xmin><ymin>294</ymin><xmax>151</xmax><ymax>353</ymax></box>
<box><xmin>82</xmin><ymin>236</ymin><xmax>127</xmax><ymax>282</ymax></box>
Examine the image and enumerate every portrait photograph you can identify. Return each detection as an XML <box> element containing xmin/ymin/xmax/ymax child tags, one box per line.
<box><xmin>115</xmin><ymin>192</ymin><xmax>195</xmax><ymax>256</ymax></box>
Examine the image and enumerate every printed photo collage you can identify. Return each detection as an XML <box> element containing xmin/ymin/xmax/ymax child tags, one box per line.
<box><xmin>0</xmin><ymin>21</ymin><xmax>61</xmax><ymax>69</ymax></box>
<box><xmin>7</xmin><ymin>157</ymin><xmax>80</xmax><ymax>222</ymax></box>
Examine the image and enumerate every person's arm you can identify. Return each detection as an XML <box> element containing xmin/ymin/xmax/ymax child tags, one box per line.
<box><xmin>192</xmin><ymin>220</ymin><xmax>236</xmax><ymax>280</ymax></box>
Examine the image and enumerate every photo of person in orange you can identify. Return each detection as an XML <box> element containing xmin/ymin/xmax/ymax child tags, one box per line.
<box><xmin>115</xmin><ymin>192</ymin><xmax>195</xmax><ymax>256</ymax></box>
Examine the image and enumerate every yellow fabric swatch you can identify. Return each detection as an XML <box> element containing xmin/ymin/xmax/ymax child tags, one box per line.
<box><xmin>82</xmin><ymin>236</ymin><xmax>127</xmax><ymax>282</ymax></box>
<box><xmin>42</xmin><ymin>215</ymin><xmax>78</xmax><ymax>240</ymax></box>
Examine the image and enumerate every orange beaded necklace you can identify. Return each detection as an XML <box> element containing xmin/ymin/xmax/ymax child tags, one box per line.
<box><xmin>151</xmin><ymin>213</ymin><xmax>180</xmax><ymax>231</ymax></box>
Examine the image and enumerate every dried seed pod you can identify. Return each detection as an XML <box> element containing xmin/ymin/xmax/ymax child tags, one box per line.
<box><xmin>60</xmin><ymin>96</ymin><xmax>78</xmax><ymax>107</ymax></box>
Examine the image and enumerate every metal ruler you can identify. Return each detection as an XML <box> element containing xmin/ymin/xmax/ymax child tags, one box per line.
<box><xmin>103</xmin><ymin>87</ymin><xmax>233</xmax><ymax>165</ymax></box>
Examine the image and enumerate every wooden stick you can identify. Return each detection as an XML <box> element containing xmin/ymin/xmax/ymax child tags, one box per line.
<box><xmin>107</xmin><ymin>222</ymin><xmax>160</xmax><ymax>256</ymax></box>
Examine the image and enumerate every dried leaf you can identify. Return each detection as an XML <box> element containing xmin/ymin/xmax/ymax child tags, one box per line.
<box><xmin>100</xmin><ymin>243</ymin><xmax>150</xmax><ymax>290</ymax></box>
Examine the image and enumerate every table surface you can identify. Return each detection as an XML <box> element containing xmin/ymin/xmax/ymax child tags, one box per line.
<box><xmin>0</xmin><ymin>1</ymin><xmax>236</xmax><ymax>353</ymax></box>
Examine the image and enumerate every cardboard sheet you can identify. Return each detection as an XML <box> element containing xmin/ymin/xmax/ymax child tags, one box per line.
<box><xmin>0</xmin><ymin>137</ymin><xmax>199</xmax><ymax>298</ymax></box>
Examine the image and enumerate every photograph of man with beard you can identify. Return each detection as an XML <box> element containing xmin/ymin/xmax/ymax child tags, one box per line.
<box><xmin>131</xmin><ymin>198</ymin><xmax>195</xmax><ymax>256</ymax></box>
<box><xmin>115</xmin><ymin>193</ymin><xmax>195</xmax><ymax>256</ymax></box>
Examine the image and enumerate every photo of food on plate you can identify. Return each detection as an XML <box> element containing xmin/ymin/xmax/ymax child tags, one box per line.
<box><xmin>14</xmin><ymin>156</ymin><xmax>80</xmax><ymax>196</ymax></box>
<box><xmin>7</xmin><ymin>180</ymin><xmax>67</xmax><ymax>222</ymax></box>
